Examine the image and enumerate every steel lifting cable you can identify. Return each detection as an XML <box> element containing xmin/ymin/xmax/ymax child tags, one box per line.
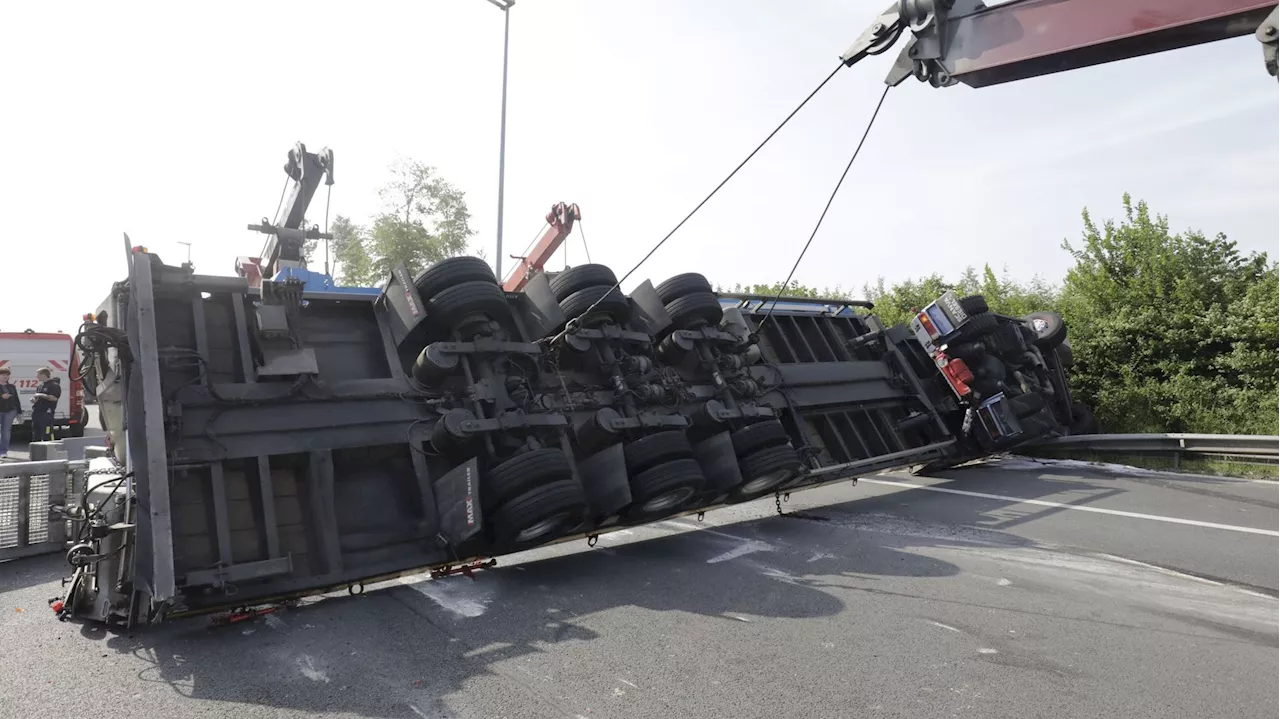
<box><xmin>569</xmin><ymin>62</ymin><xmax>848</xmax><ymax>325</ymax></box>
<box><xmin>577</xmin><ymin>218</ymin><xmax>593</xmax><ymax>264</ymax></box>
<box><xmin>323</xmin><ymin>184</ymin><xmax>333</xmax><ymax>276</ymax></box>
<box><xmin>505</xmin><ymin>224</ymin><xmax>550</xmax><ymax>283</ymax></box>
<box><xmin>756</xmin><ymin>84</ymin><xmax>892</xmax><ymax>333</ymax></box>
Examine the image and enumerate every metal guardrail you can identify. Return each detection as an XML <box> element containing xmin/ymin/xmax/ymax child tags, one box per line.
<box><xmin>1026</xmin><ymin>433</ymin><xmax>1280</xmax><ymax>465</ymax></box>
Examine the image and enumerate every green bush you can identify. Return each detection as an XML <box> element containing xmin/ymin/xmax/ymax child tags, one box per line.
<box><xmin>725</xmin><ymin>194</ymin><xmax>1279</xmax><ymax>435</ymax></box>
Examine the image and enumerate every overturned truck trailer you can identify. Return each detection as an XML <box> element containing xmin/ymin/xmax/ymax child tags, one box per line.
<box><xmin>63</xmin><ymin>249</ymin><xmax>1086</xmax><ymax>625</ymax></box>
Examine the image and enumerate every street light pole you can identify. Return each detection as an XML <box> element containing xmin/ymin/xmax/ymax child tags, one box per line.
<box><xmin>177</xmin><ymin>241</ymin><xmax>192</xmax><ymax>266</ymax></box>
<box><xmin>485</xmin><ymin>0</ymin><xmax>514</xmax><ymax>281</ymax></box>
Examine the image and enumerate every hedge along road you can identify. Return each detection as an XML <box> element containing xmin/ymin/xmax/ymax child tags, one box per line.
<box><xmin>0</xmin><ymin>457</ymin><xmax>1274</xmax><ymax>719</ymax></box>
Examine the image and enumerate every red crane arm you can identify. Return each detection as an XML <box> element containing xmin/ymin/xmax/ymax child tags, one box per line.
<box><xmin>845</xmin><ymin>0</ymin><xmax>1278</xmax><ymax>89</ymax></box>
<box><xmin>936</xmin><ymin>0</ymin><xmax>1277</xmax><ymax>88</ymax></box>
<box><xmin>503</xmin><ymin>202</ymin><xmax>582</xmax><ymax>292</ymax></box>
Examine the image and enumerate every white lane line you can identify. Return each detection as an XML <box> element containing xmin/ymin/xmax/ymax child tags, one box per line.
<box><xmin>859</xmin><ymin>478</ymin><xmax>1280</xmax><ymax>537</ymax></box>
<box><xmin>706</xmin><ymin>539</ymin><xmax>774</xmax><ymax>564</ymax></box>
<box><xmin>1094</xmin><ymin>553</ymin><xmax>1278</xmax><ymax>600</ymax></box>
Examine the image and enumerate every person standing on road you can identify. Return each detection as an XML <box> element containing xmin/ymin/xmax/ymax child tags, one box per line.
<box><xmin>0</xmin><ymin>368</ymin><xmax>20</xmax><ymax>458</ymax></box>
<box><xmin>29</xmin><ymin>367</ymin><xmax>61</xmax><ymax>444</ymax></box>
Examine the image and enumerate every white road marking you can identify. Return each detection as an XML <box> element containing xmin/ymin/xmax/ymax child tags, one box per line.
<box><xmin>1094</xmin><ymin>553</ymin><xmax>1278</xmax><ymax>600</ymax></box>
<box><xmin>977</xmin><ymin>648</ymin><xmax>998</xmax><ymax>655</ymax></box>
<box><xmin>860</xmin><ymin>478</ymin><xmax>1279</xmax><ymax>537</ymax></box>
<box><xmin>398</xmin><ymin>575</ymin><xmax>493</xmax><ymax>617</ymax></box>
<box><xmin>929</xmin><ymin>621</ymin><xmax>961</xmax><ymax>633</ymax></box>
<box><xmin>408</xmin><ymin>705</ymin><xmax>428</xmax><ymax>719</ymax></box>
<box><xmin>997</xmin><ymin>578</ymin><xmax>1012</xmax><ymax>587</ymax></box>
<box><xmin>706</xmin><ymin>539</ymin><xmax>774</xmax><ymax>564</ymax></box>
<box><xmin>619</xmin><ymin>678</ymin><xmax>639</xmax><ymax>688</ymax></box>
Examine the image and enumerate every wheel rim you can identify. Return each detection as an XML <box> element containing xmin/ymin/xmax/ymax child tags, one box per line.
<box><xmin>640</xmin><ymin>486</ymin><xmax>696</xmax><ymax>513</ymax></box>
<box><xmin>515</xmin><ymin>512</ymin><xmax>576</xmax><ymax>543</ymax></box>
<box><xmin>740</xmin><ymin>469</ymin><xmax>793</xmax><ymax>495</ymax></box>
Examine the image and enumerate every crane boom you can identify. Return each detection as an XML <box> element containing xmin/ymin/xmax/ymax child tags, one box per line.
<box><xmin>842</xmin><ymin>0</ymin><xmax>1278</xmax><ymax>88</ymax></box>
<box><xmin>502</xmin><ymin>202</ymin><xmax>582</xmax><ymax>292</ymax></box>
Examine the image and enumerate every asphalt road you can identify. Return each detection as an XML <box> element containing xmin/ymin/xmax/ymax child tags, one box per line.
<box><xmin>1</xmin><ymin>447</ymin><xmax>1275</xmax><ymax>719</ymax></box>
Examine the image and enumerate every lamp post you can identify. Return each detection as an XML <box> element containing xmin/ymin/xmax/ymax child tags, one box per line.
<box><xmin>177</xmin><ymin>241</ymin><xmax>192</xmax><ymax>266</ymax></box>
<box><xmin>485</xmin><ymin>0</ymin><xmax>514</xmax><ymax>280</ymax></box>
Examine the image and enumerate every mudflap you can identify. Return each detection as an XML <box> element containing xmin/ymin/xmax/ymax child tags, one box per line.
<box><xmin>434</xmin><ymin>458</ymin><xmax>483</xmax><ymax>553</ymax></box>
<box><xmin>577</xmin><ymin>443</ymin><xmax>632</xmax><ymax>523</ymax></box>
<box><xmin>692</xmin><ymin>430</ymin><xmax>743</xmax><ymax>498</ymax></box>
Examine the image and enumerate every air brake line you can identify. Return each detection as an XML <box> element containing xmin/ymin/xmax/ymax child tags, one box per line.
<box><xmin>756</xmin><ymin>84</ymin><xmax>892</xmax><ymax>333</ymax></box>
<box><xmin>569</xmin><ymin>62</ymin><xmax>848</xmax><ymax>327</ymax></box>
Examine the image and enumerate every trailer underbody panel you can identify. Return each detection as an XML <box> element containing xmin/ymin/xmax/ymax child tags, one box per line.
<box><xmin>51</xmin><ymin>248</ymin><xmax>1086</xmax><ymax>626</ymax></box>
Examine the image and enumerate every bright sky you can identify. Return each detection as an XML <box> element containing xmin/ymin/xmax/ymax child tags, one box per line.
<box><xmin>3</xmin><ymin>1</ymin><xmax>1276</xmax><ymax>333</ymax></box>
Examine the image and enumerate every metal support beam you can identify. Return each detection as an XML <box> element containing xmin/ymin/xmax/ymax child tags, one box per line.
<box><xmin>307</xmin><ymin>450</ymin><xmax>343</xmax><ymax>574</ymax></box>
<box><xmin>208</xmin><ymin>464</ymin><xmax>234</xmax><ymax>568</ymax></box>
<box><xmin>256</xmin><ymin>456</ymin><xmax>281</xmax><ymax>559</ymax></box>
<box><xmin>926</xmin><ymin>0</ymin><xmax>1278</xmax><ymax>88</ymax></box>
<box><xmin>128</xmin><ymin>254</ymin><xmax>176</xmax><ymax>602</ymax></box>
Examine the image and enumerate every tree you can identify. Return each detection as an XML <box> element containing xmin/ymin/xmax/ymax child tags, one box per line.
<box><xmin>303</xmin><ymin>214</ymin><xmax>364</xmax><ymax>273</ymax></box>
<box><xmin>336</xmin><ymin>231</ymin><xmax>377</xmax><ymax>287</ymax></box>
<box><xmin>1057</xmin><ymin>193</ymin><xmax>1278</xmax><ymax>434</ymax></box>
<box><xmin>367</xmin><ymin>160</ymin><xmax>474</xmax><ymax>279</ymax></box>
<box><xmin>716</xmin><ymin>280</ymin><xmax>848</xmax><ymax>299</ymax></box>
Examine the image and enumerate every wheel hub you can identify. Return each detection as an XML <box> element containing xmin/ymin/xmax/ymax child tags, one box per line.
<box><xmin>640</xmin><ymin>486</ymin><xmax>696</xmax><ymax>513</ymax></box>
<box><xmin>740</xmin><ymin>469</ymin><xmax>793</xmax><ymax>495</ymax></box>
<box><xmin>515</xmin><ymin>512</ymin><xmax>577</xmax><ymax>543</ymax></box>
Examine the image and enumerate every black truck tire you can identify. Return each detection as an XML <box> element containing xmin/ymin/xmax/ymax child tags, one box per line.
<box><xmin>959</xmin><ymin>312</ymin><xmax>998</xmax><ymax>339</ymax></box>
<box><xmin>486</xmin><ymin>448</ymin><xmax>575</xmax><ymax>507</ymax></box>
<box><xmin>656</xmin><ymin>273</ymin><xmax>713</xmax><ymax>304</ymax></box>
<box><xmin>414</xmin><ymin>256</ymin><xmax>497</xmax><ymax>301</ymax></box>
<box><xmin>1055</xmin><ymin>339</ymin><xmax>1074</xmax><ymax>368</ymax></box>
<box><xmin>665</xmin><ymin>292</ymin><xmax>723</xmax><ymax>329</ymax></box>
<box><xmin>560</xmin><ymin>285</ymin><xmax>630</xmax><ymax>325</ymax></box>
<box><xmin>490</xmin><ymin>480</ymin><xmax>587</xmax><ymax>546</ymax></box>
<box><xmin>624</xmin><ymin>431</ymin><xmax>693</xmax><ymax>474</ymax></box>
<box><xmin>735</xmin><ymin>444</ymin><xmax>803</xmax><ymax>496</ymax></box>
<box><xmin>430</xmin><ymin>281</ymin><xmax>510</xmax><ymax>328</ymax></box>
<box><xmin>959</xmin><ymin>294</ymin><xmax>989</xmax><ymax>315</ymax></box>
<box><xmin>731</xmin><ymin>420</ymin><xmax>789</xmax><ymax>457</ymax></box>
<box><xmin>1022</xmin><ymin>311</ymin><xmax>1067</xmax><ymax>350</ymax></box>
<box><xmin>550</xmin><ymin>264</ymin><xmax>617</xmax><ymax>302</ymax></box>
<box><xmin>626</xmin><ymin>457</ymin><xmax>705</xmax><ymax>517</ymax></box>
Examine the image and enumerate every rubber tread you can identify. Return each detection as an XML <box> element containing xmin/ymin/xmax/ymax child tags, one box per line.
<box><xmin>486</xmin><ymin>448</ymin><xmax>574</xmax><ymax>507</ymax></box>
<box><xmin>656</xmin><ymin>273</ymin><xmax>713</xmax><ymax>304</ymax></box>
<box><xmin>730</xmin><ymin>420</ymin><xmax>790</xmax><ymax>457</ymax></box>
<box><xmin>665</xmin><ymin>291</ymin><xmax>723</xmax><ymax>329</ymax></box>
<box><xmin>623</xmin><ymin>431</ymin><xmax>693</xmax><ymax>474</ymax></box>
<box><xmin>414</xmin><ymin>256</ymin><xmax>497</xmax><ymax>301</ymax></box>
<box><xmin>550</xmin><ymin>264</ymin><xmax>618</xmax><ymax>302</ymax></box>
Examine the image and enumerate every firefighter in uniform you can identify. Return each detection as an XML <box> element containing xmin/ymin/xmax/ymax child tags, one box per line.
<box><xmin>29</xmin><ymin>367</ymin><xmax>61</xmax><ymax>443</ymax></box>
